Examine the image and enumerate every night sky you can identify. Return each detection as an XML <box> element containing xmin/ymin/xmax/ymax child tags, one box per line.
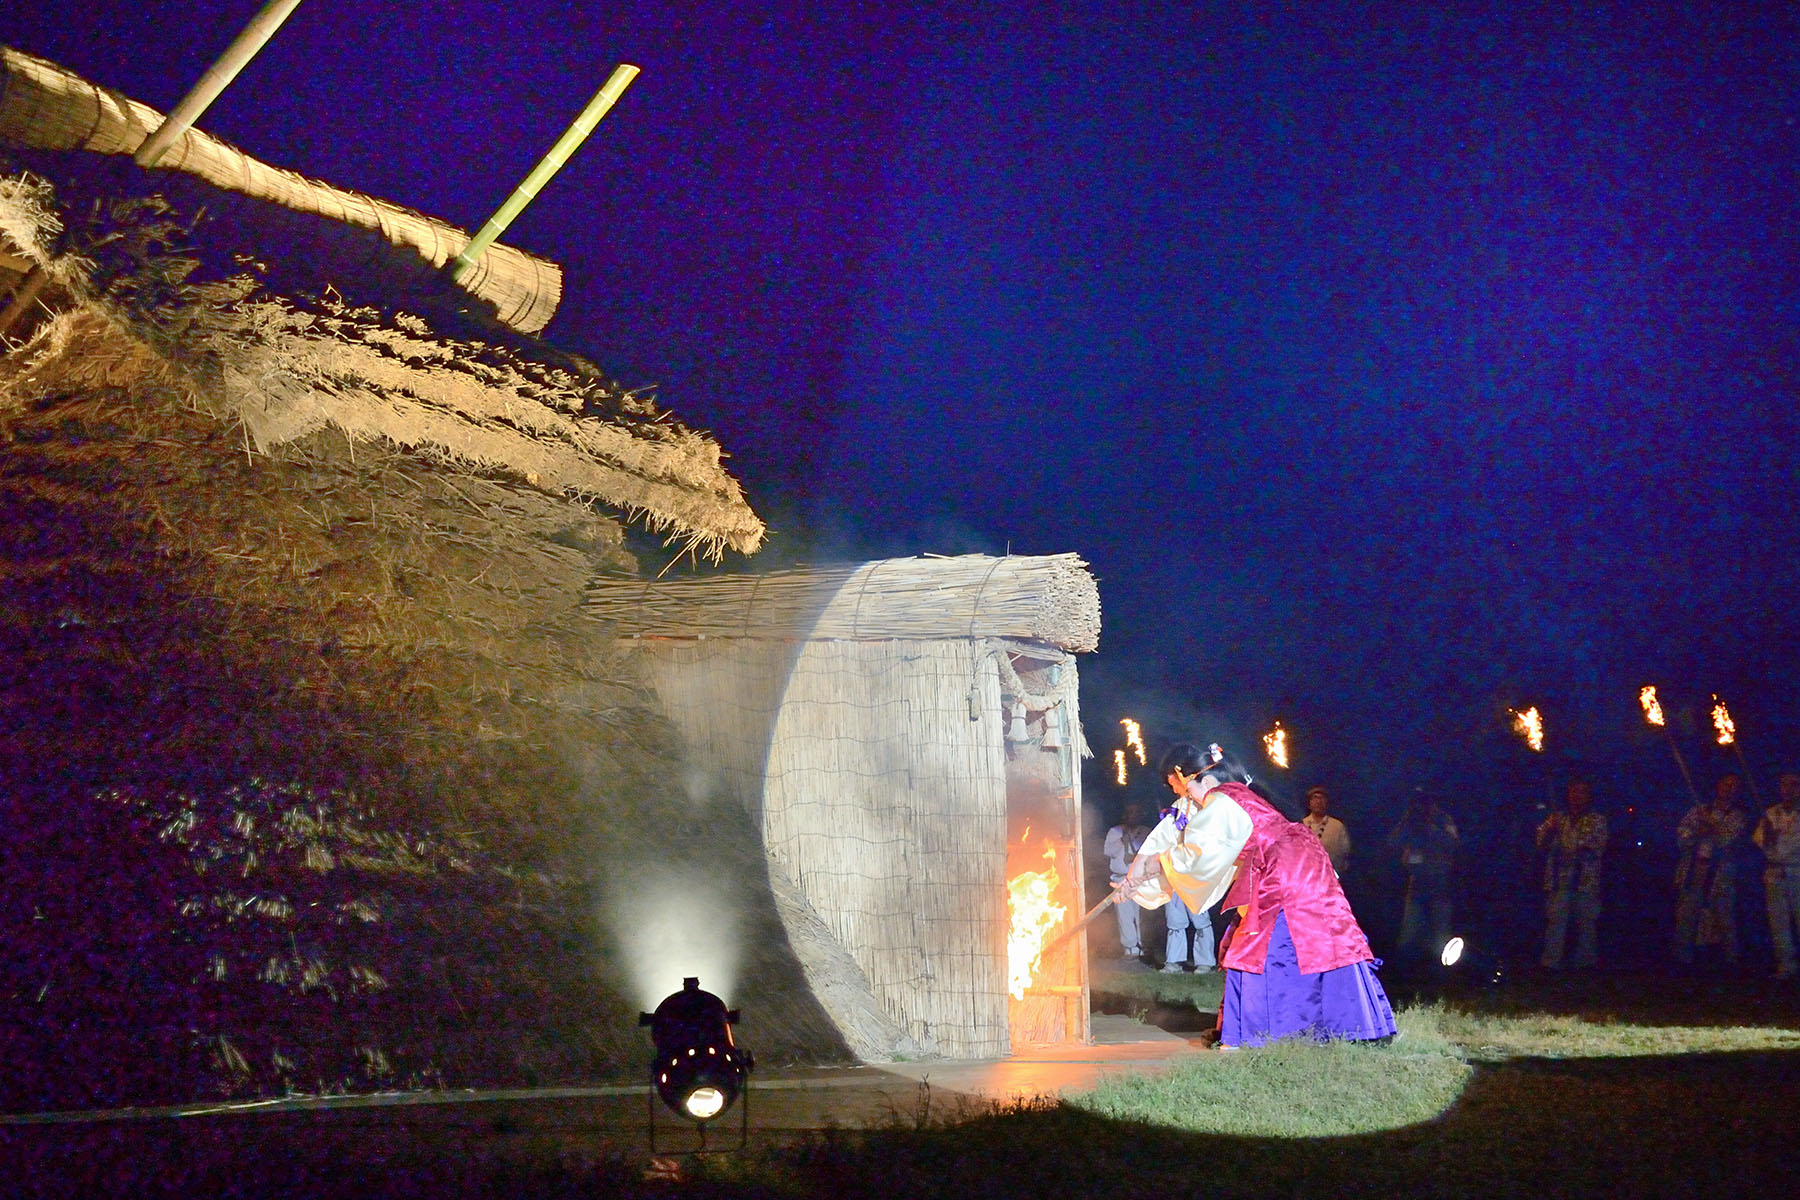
<box><xmin>8</xmin><ymin>2</ymin><xmax>1799</xmax><ymax>822</ymax></box>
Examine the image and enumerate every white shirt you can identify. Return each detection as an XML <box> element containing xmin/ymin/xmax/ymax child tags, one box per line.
<box><xmin>1755</xmin><ymin>805</ymin><xmax>1800</xmax><ymax>868</ymax></box>
<box><xmin>1103</xmin><ymin>823</ymin><xmax>1150</xmax><ymax>878</ymax></box>
<box><xmin>1130</xmin><ymin>789</ymin><xmax>1253</xmax><ymax>915</ymax></box>
<box><xmin>1302</xmin><ymin>813</ymin><xmax>1352</xmax><ymax>875</ymax></box>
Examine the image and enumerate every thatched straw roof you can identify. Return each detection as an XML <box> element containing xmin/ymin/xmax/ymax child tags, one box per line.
<box><xmin>0</xmin><ymin>46</ymin><xmax>560</xmax><ymax>334</ymax></box>
<box><xmin>585</xmin><ymin>553</ymin><xmax>1102</xmax><ymax>652</ymax></box>
<box><xmin>0</xmin><ymin>180</ymin><xmax>765</xmax><ymax>559</ymax></box>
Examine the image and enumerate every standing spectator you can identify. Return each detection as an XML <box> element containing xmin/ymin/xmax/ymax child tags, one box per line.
<box><xmin>1302</xmin><ymin>785</ymin><xmax>1352</xmax><ymax>877</ymax></box>
<box><xmin>1536</xmin><ymin>778</ymin><xmax>1608</xmax><ymax>970</ymax></box>
<box><xmin>1388</xmin><ymin>790</ymin><xmax>1459</xmax><ymax>963</ymax></box>
<box><xmin>1102</xmin><ymin>802</ymin><xmax>1152</xmax><ymax>961</ymax></box>
<box><xmin>1674</xmin><ymin>774</ymin><xmax>1749</xmax><ymax>966</ymax></box>
<box><xmin>1752</xmin><ymin>772</ymin><xmax>1800</xmax><ymax>981</ymax></box>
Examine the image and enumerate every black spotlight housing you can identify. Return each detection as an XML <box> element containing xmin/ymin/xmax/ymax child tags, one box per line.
<box><xmin>639</xmin><ymin>977</ymin><xmax>754</xmax><ymax>1129</ymax></box>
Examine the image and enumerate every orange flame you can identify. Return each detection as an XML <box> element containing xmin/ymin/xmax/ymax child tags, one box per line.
<box><xmin>1113</xmin><ymin>749</ymin><xmax>1128</xmax><ymax>786</ymax></box>
<box><xmin>1006</xmin><ymin>854</ymin><xmax>1067</xmax><ymax>1000</ymax></box>
<box><xmin>1712</xmin><ymin>696</ymin><xmax>1735</xmax><ymax>746</ymax></box>
<box><xmin>1120</xmin><ymin>718</ymin><xmax>1147</xmax><ymax>766</ymax></box>
<box><xmin>1639</xmin><ymin>686</ymin><xmax>1665</xmax><ymax>727</ymax></box>
<box><xmin>1262</xmin><ymin>722</ymin><xmax>1289</xmax><ymax>769</ymax></box>
<box><xmin>1511</xmin><ymin>706</ymin><xmax>1544</xmax><ymax>752</ymax></box>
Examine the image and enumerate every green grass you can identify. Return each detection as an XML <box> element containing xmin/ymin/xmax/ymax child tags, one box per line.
<box><xmin>1065</xmin><ymin>995</ymin><xmax>1800</xmax><ymax>1139</ymax></box>
<box><xmin>1425</xmin><ymin>1003</ymin><xmax>1800</xmax><ymax>1061</ymax></box>
<box><xmin>1068</xmin><ymin>1010</ymin><xmax>1471</xmax><ymax>1137</ymax></box>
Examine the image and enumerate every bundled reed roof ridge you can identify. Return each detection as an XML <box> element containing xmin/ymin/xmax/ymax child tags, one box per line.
<box><xmin>0</xmin><ymin>45</ymin><xmax>561</xmax><ymax>334</ymax></box>
<box><xmin>585</xmin><ymin>553</ymin><xmax>1101</xmax><ymax>651</ymax></box>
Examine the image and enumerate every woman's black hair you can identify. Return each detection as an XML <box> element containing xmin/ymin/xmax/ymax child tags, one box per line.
<box><xmin>1159</xmin><ymin>742</ymin><xmax>1252</xmax><ymax>786</ymax></box>
<box><xmin>1159</xmin><ymin>741</ymin><xmax>1302</xmax><ymax>818</ymax></box>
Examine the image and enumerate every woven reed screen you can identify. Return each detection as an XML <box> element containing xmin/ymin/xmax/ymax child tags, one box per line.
<box><xmin>640</xmin><ymin>637</ymin><xmax>1012</xmax><ymax>1059</ymax></box>
<box><xmin>0</xmin><ymin>46</ymin><xmax>562</xmax><ymax>334</ymax></box>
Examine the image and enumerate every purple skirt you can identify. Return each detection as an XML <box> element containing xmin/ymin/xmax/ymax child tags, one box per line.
<box><xmin>1220</xmin><ymin>911</ymin><xmax>1397</xmax><ymax>1048</ymax></box>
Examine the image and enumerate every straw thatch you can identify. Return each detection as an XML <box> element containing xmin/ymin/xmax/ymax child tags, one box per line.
<box><xmin>0</xmin><ymin>46</ymin><xmax>561</xmax><ymax>333</ymax></box>
<box><xmin>585</xmin><ymin>553</ymin><xmax>1102</xmax><ymax>651</ymax></box>
<box><xmin>0</xmin><ymin>70</ymin><xmax>826</xmax><ymax>1108</ymax></box>
<box><xmin>0</xmin><ymin>182</ymin><xmax>765</xmax><ymax>559</ymax></box>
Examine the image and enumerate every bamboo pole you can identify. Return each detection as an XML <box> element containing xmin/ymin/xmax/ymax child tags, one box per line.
<box><xmin>135</xmin><ymin>0</ymin><xmax>305</xmax><ymax>169</ymax></box>
<box><xmin>451</xmin><ymin>63</ymin><xmax>641</xmax><ymax>282</ymax></box>
<box><xmin>1663</xmin><ymin>728</ymin><xmax>1705</xmax><ymax>806</ymax></box>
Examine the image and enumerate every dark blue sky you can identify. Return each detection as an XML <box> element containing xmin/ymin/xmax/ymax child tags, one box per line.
<box><xmin>8</xmin><ymin>1</ymin><xmax>1798</xmax><ymax>810</ymax></box>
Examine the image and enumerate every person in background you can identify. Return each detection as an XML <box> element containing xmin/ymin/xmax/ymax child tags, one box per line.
<box><xmin>1674</xmin><ymin>774</ymin><xmax>1749</xmax><ymax>967</ymax></box>
<box><xmin>1125</xmin><ymin>743</ymin><xmax>1395</xmax><ymax>1048</ymax></box>
<box><xmin>1536</xmin><ymin>778</ymin><xmax>1608</xmax><ymax>971</ymax></box>
<box><xmin>1388</xmin><ymin>789</ymin><xmax>1459</xmax><ymax>964</ymax></box>
<box><xmin>1302</xmin><ymin>785</ymin><xmax>1352</xmax><ymax>877</ymax></box>
<box><xmin>1752</xmin><ymin>772</ymin><xmax>1800</xmax><ymax>982</ymax></box>
<box><xmin>1157</xmin><ymin>797</ymin><xmax>1218</xmax><ymax>974</ymax></box>
<box><xmin>1102</xmin><ymin>802</ymin><xmax>1153</xmax><ymax>962</ymax></box>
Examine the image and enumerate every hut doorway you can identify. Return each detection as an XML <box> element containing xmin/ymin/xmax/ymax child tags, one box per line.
<box><xmin>999</xmin><ymin>646</ymin><xmax>1090</xmax><ymax>1051</ymax></box>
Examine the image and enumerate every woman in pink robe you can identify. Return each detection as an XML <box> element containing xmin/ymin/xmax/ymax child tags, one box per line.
<box><xmin>1127</xmin><ymin>743</ymin><xmax>1396</xmax><ymax>1048</ymax></box>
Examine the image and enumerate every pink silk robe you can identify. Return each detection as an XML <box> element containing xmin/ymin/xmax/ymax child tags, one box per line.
<box><xmin>1213</xmin><ymin>783</ymin><xmax>1376</xmax><ymax>975</ymax></box>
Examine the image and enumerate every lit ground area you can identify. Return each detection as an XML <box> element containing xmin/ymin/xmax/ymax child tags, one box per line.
<box><xmin>5</xmin><ymin>969</ymin><xmax>1799</xmax><ymax>1197</ymax></box>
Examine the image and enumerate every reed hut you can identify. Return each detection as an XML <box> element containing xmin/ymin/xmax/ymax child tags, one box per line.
<box><xmin>0</xmin><ymin>47</ymin><xmax>858</xmax><ymax>1110</ymax></box>
<box><xmin>584</xmin><ymin>555</ymin><xmax>1101</xmax><ymax>1059</ymax></box>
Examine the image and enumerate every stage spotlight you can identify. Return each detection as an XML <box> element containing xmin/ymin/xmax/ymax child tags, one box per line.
<box><xmin>640</xmin><ymin>977</ymin><xmax>754</xmax><ymax>1132</ymax></box>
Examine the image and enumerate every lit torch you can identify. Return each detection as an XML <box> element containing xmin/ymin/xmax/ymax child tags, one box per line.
<box><xmin>1262</xmin><ymin>722</ymin><xmax>1289</xmax><ymax>769</ymax></box>
<box><xmin>1711</xmin><ymin>695</ymin><xmax>1763</xmax><ymax>803</ymax></box>
<box><xmin>1120</xmin><ymin>718</ymin><xmax>1147</xmax><ymax>766</ymax></box>
<box><xmin>1510</xmin><ymin>706</ymin><xmax>1544</xmax><ymax>753</ymax></box>
<box><xmin>1006</xmin><ymin>848</ymin><xmax>1068</xmax><ymax>1000</ymax></box>
<box><xmin>1641</xmin><ymin>685</ymin><xmax>1701</xmax><ymax>804</ymax></box>
<box><xmin>1113</xmin><ymin>749</ymin><xmax>1128</xmax><ymax>787</ymax></box>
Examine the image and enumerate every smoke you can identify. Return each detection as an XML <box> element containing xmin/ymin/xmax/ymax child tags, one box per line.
<box><xmin>598</xmin><ymin>763</ymin><xmax>746</xmax><ymax>1011</ymax></box>
<box><xmin>605</xmin><ymin>871</ymin><xmax>743</xmax><ymax>1012</ymax></box>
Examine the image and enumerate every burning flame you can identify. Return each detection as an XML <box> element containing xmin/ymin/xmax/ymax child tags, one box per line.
<box><xmin>1262</xmin><ymin>722</ymin><xmax>1289</xmax><ymax>769</ymax></box>
<box><xmin>1006</xmin><ymin>849</ymin><xmax>1067</xmax><ymax>1000</ymax></box>
<box><xmin>1113</xmin><ymin>749</ymin><xmax>1128</xmax><ymax>786</ymax></box>
<box><xmin>1639</xmin><ymin>685</ymin><xmax>1665</xmax><ymax>727</ymax></box>
<box><xmin>1511</xmin><ymin>706</ymin><xmax>1544</xmax><ymax>752</ymax></box>
<box><xmin>1712</xmin><ymin>696</ymin><xmax>1735</xmax><ymax>746</ymax></box>
<box><xmin>1120</xmin><ymin>718</ymin><xmax>1147</xmax><ymax>766</ymax></box>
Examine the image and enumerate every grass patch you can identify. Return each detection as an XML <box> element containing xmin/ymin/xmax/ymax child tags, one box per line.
<box><xmin>1066</xmin><ymin>1005</ymin><xmax>1470</xmax><ymax>1137</ymax></box>
<box><xmin>1428</xmin><ymin>1004</ymin><xmax>1800</xmax><ymax>1062</ymax></box>
<box><xmin>1089</xmin><ymin>964</ymin><xmax>1225</xmax><ymax>1010</ymax></box>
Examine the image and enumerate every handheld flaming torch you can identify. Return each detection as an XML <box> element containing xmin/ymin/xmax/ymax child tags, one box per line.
<box><xmin>1113</xmin><ymin>749</ymin><xmax>1128</xmax><ymax>787</ymax></box>
<box><xmin>1262</xmin><ymin>722</ymin><xmax>1289</xmax><ymax>769</ymax></box>
<box><xmin>1641</xmin><ymin>685</ymin><xmax>1702</xmax><ymax>804</ymax></box>
<box><xmin>1711</xmin><ymin>695</ymin><xmax>1763</xmax><ymax>803</ymax></box>
<box><xmin>1120</xmin><ymin>718</ymin><xmax>1148</xmax><ymax>766</ymax></box>
<box><xmin>1510</xmin><ymin>706</ymin><xmax>1544</xmax><ymax>753</ymax></box>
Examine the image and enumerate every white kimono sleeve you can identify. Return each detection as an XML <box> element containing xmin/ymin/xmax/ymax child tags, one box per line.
<box><xmin>1129</xmin><ymin>792</ymin><xmax>1253</xmax><ymax>914</ymax></box>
